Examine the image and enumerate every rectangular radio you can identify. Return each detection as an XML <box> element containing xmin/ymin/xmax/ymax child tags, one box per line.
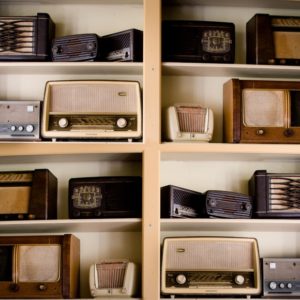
<box><xmin>89</xmin><ymin>259</ymin><xmax>138</xmax><ymax>298</ymax></box>
<box><xmin>247</xmin><ymin>14</ymin><xmax>300</xmax><ymax>65</ymax></box>
<box><xmin>51</xmin><ymin>33</ymin><xmax>100</xmax><ymax>62</ymax></box>
<box><xmin>223</xmin><ymin>78</ymin><xmax>300</xmax><ymax>143</ymax></box>
<box><xmin>205</xmin><ymin>190</ymin><xmax>252</xmax><ymax>219</ymax></box>
<box><xmin>165</xmin><ymin>104</ymin><xmax>214</xmax><ymax>142</ymax></box>
<box><xmin>249</xmin><ymin>169</ymin><xmax>300</xmax><ymax>218</ymax></box>
<box><xmin>162</xmin><ymin>20</ymin><xmax>235</xmax><ymax>63</ymax></box>
<box><xmin>68</xmin><ymin>176</ymin><xmax>142</xmax><ymax>218</ymax></box>
<box><xmin>160</xmin><ymin>185</ymin><xmax>204</xmax><ymax>218</ymax></box>
<box><xmin>0</xmin><ymin>13</ymin><xmax>55</xmax><ymax>61</ymax></box>
<box><xmin>161</xmin><ymin>236</ymin><xmax>261</xmax><ymax>296</ymax></box>
<box><xmin>262</xmin><ymin>258</ymin><xmax>300</xmax><ymax>297</ymax></box>
<box><xmin>41</xmin><ymin>80</ymin><xmax>142</xmax><ymax>141</ymax></box>
<box><xmin>0</xmin><ymin>169</ymin><xmax>57</xmax><ymax>221</ymax></box>
<box><xmin>101</xmin><ymin>29</ymin><xmax>143</xmax><ymax>62</ymax></box>
<box><xmin>0</xmin><ymin>100</ymin><xmax>41</xmax><ymax>140</ymax></box>
<box><xmin>0</xmin><ymin>234</ymin><xmax>80</xmax><ymax>299</ymax></box>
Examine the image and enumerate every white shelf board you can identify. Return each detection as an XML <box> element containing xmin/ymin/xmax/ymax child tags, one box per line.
<box><xmin>161</xmin><ymin>219</ymin><xmax>300</xmax><ymax>232</ymax></box>
<box><xmin>0</xmin><ymin>219</ymin><xmax>141</xmax><ymax>234</ymax></box>
<box><xmin>0</xmin><ymin>0</ymin><xmax>142</xmax><ymax>4</ymax></box>
<box><xmin>160</xmin><ymin>143</ymin><xmax>300</xmax><ymax>161</ymax></box>
<box><xmin>162</xmin><ymin>63</ymin><xmax>300</xmax><ymax>78</ymax></box>
<box><xmin>0</xmin><ymin>62</ymin><xmax>143</xmax><ymax>75</ymax></box>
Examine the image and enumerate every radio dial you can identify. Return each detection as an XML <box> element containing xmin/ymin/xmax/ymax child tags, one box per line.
<box><xmin>58</xmin><ymin>117</ymin><xmax>69</xmax><ymax>128</ymax></box>
<box><xmin>234</xmin><ymin>274</ymin><xmax>245</xmax><ymax>285</ymax></box>
<box><xmin>176</xmin><ymin>274</ymin><xmax>187</xmax><ymax>285</ymax></box>
<box><xmin>26</xmin><ymin>124</ymin><xmax>34</xmax><ymax>133</ymax></box>
<box><xmin>269</xmin><ymin>281</ymin><xmax>277</xmax><ymax>290</ymax></box>
<box><xmin>117</xmin><ymin>117</ymin><xmax>128</xmax><ymax>128</ymax></box>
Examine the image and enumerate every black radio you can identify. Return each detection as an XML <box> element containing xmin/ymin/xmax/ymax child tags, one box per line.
<box><xmin>162</xmin><ymin>20</ymin><xmax>235</xmax><ymax>63</ymax></box>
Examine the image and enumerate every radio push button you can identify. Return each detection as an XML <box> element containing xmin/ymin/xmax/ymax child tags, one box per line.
<box><xmin>176</xmin><ymin>274</ymin><xmax>187</xmax><ymax>285</ymax></box>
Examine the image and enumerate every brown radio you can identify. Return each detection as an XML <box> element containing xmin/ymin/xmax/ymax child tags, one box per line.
<box><xmin>223</xmin><ymin>78</ymin><xmax>300</xmax><ymax>143</ymax></box>
<box><xmin>249</xmin><ymin>169</ymin><xmax>300</xmax><ymax>218</ymax></box>
<box><xmin>0</xmin><ymin>169</ymin><xmax>57</xmax><ymax>220</ymax></box>
<box><xmin>161</xmin><ymin>236</ymin><xmax>261</xmax><ymax>296</ymax></box>
<box><xmin>0</xmin><ymin>234</ymin><xmax>80</xmax><ymax>298</ymax></box>
<box><xmin>247</xmin><ymin>14</ymin><xmax>300</xmax><ymax>65</ymax></box>
<box><xmin>0</xmin><ymin>13</ymin><xmax>55</xmax><ymax>61</ymax></box>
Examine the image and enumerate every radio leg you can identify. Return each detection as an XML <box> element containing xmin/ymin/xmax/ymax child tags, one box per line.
<box><xmin>128</xmin><ymin>138</ymin><xmax>133</xmax><ymax>142</ymax></box>
<box><xmin>51</xmin><ymin>138</ymin><xmax>57</xmax><ymax>142</ymax></box>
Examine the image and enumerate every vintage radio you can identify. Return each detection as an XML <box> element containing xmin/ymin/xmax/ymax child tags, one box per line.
<box><xmin>161</xmin><ymin>185</ymin><xmax>204</xmax><ymax>218</ymax></box>
<box><xmin>262</xmin><ymin>258</ymin><xmax>300</xmax><ymax>297</ymax></box>
<box><xmin>0</xmin><ymin>13</ymin><xmax>55</xmax><ymax>61</ymax></box>
<box><xmin>223</xmin><ymin>78</ymin><xmax>300</xmax><ymax>143</ymax></box>
<box><xmin>161</xmin><ymin>236</ymin><xmax>261</xmax><ymax>296</ymax></box>
<box><xmin>41</xmin><ymin>80</ymin><xmax>142</xmax><ymax>141</ymax></box>
<box><xmin>69</xmin><ymin>176</ymin><xmax>142</xmax><ymax>218</ymax></box>
<box><xmin>165</xmin><ymin>104</ymin><xmax>214</xmax><ymax>142</ymax></box>
<box><xmin>247</xmin><ymin>14</ymin><xmax>300</xmax><ymax>65</ymax></box>
<box><xmin>0</xmin><ymin>234</ymin><xmax>80</xmax><ymax>298</ymax></box>
<box><xmin>162</xmin><ymin>20</ymin><xmax>235</xmax><ymax>63</ymax></box>
<box><xmin>249</xmin><ymin>169</ymin><xmax>300</xmax><ymax>218</ymax></box>
<box><xmin>205</xmin><ymin>190</ymin><xmax>252</xmax><ymax>219</ymax></box>
<box><xmin>0</xmin><ymin>100</ymin><xmax>41</xmax><ymax>140</ymax></box>
<box><xmin>52</xmin><ymin>33</ymin><xmax>100</xmax><ymax>62</ymax></box>
<box><xmin>89</xmin><ymin>259</ymin><xmax>138</xmax><ymax>298</ymax></box>
<box><xmin>101</xmin><ymin>29</ymin><xmax>143</xmax><ymax>62</ymax></box>
<box><xmin>0</xmin><ymin>169</ymin><xmax>57</xmax><ymax>220</ymax></box>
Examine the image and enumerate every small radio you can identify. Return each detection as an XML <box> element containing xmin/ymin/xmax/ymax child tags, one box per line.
<box><xmin>160</xmin><ymin>185</ymin><xmax>204</xmax><ymax>218</ymax></box>
<box><xmin>223</xmin><ymin>78</ymin><xmax>300</xmax><ymax>143</ymax></box>
<box><xmin>161</xmin><ymin>236</ymin><xmax>261</xmax><ymax>296</ymax></box>
<box><xmin>89</xmin><ymin>259</ymin><xmax>138</xmax><ymax>298</ymax></box>
<box><xmin>0</xmin><ymin>100</ymin><xmax>41</xmax><ymax>140</ymax></box>
<box><xmin>0</xmin><ymin>234</ymin><xmax>80</xmax><ymax>298</ymax></box>
<box><xmin>0</xmin><ymin>13</ymin><xmax>55</xmax><ymax>61</ymax></box>
<box><xmin>162</xmin><ymin>20</ymin><xmax>235</xmax><ymax>63</ymax></box>
<box><xmin>52</xmin><ymin>33</ymin><xmax>100</xmax><ymax>62</ymax></box>
<box><xmin>165</xmin><ymin>104</ymin><xmax>214</xmax><ymax>142</ymax></box>
<box><xmin>205</xmin><ymin>190</ymin><xmax>252</xmax><ymax>219</ymax></box>
<box><xmin>262</xmin><ymin>258</ymin><xmax>300</xmax><ymax>297</ymax></box>
<box><xmin>41</xmin><ymin>80</ymin><xmax>142</xmax><ymax>141</ymax></box>
<box><xmin>68</xmin><ymin>176</ymin><xmax>142</xmax><ymax>218</ymax></box>
<box><xmin>247</xmin><ymin>14</ymin><xmax>300</xmax><ymax>65</ymax></box>
<box><xmin>0</xmin><ymin>169</ymin><xmax>57</xmax><ymax>220</ymax></box>
<box><xmin>101</xmin><ymin>29</ymin><xmax>143</xmax><ymax>62</ymax></box>
<box><xmin>249</xmin><ymin>169</ymin><xmax>300</xmax><ymax>218</ymax></box>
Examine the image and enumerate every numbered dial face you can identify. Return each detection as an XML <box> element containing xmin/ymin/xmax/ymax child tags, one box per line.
<box><xmin>201</xmin><ymin>30</ymin><xmax>232</xmax><ymax>53</ymax></box>
<box><xmin>72</xmin><ymin>185</ymin><xmax>102</xmax><ymax>209</ymax></box>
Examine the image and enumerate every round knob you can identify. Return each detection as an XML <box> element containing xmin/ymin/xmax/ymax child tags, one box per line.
<box><xmin>269</xmin><ymin>281</ymin><xmax>277</xmax><ymax>290</ymax></box>
<box><xmin>256</xmin><ymin>129</ymin><xmax>265</xmax><ymax>136</ymax></box>
<box><xmin>279</xmin><ymin>282</ymin><xmax>285</xmax><ymax>289</ymax></box>
<box><xmin>9</xmin><ymin>283</ymin><xmax>19</xmax><ymax>292</ymax></box>
<box><xmin>38</xmin><ymin>283</ymin><xmax>47</xmax><ymax>291</ymax></box>
<box><xmin>241</xmin><ymin>202</ymin><xmax>251</xmax><ymax>211</ymax></box>
<box><xmin>208</xmin><ymin>198</ymin><xmax>217</xmax><ymax>207</ymax></box>
<box><xmin>176</xmin><ymin>274</ymin><xmax>187</xmax><ymax>285</ymax></box>
<box><xmin>18</xmin><ymin>125</ymin><xmax>24</xmax><ymax>131</ymax></box>
<box><xmin>10</xmin><ymin>125</ymin><xmax>16</xmax><ymax>132</ymax></box>
<box><xmin>58</xmin><ymin>118</ymin><xmax>69</xmax><ymax>128</ymax></box>
<box><xmin>116</xmin><ymin>118</ymin><xmax>127</xmax><ymax>128</ymax></box>
<box><xmin>234</xmin><ymin>274</ymin><xmax>245</xmax><ymax>285</ymax></box>
<box><xmin>26</xmin><ymin>124</ymin><xmax>34</xmax><ymax>133</ymax></box>
<box><xmin>87</xmin><ymin>42</ymin><xmax>96</xmax><ymax>51</ymax></box>
<box><xmin>284</xmin><ymin>128</ymin><xmax>294</xmax><ymax>137</ymax></box>
<box><xmin>287</xmin><ymin>282</ymin><xmax>293</xmax><ymax>289</ymax></box>
<box><xmin>53</xmin><ymin>45</ymin><xmax>62</xmax><ymax>55</ymax></box>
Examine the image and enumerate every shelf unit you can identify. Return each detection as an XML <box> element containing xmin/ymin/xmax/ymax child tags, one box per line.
<box><xmin>0</xmin><ymin>0</ymin><xmax>300</xmax><ymax>300</ymax></box>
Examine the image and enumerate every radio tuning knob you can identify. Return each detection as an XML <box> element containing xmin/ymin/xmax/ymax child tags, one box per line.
<box><xmin>176</xmin><ymin>274</ymin><xmax>187</xmax><ymax>285</ymax></box>
<box><xmin>284</xmin><ymin>128</ymin><xmax>294</xmax><ymax>137</ymax></box>
<box><xmin>58</xmin><ymin>117</ymin><xmax>69</xmax><ymax>128</ymax></box>
<box><xmin>10</xmin><ymin>125</ymin><xmax>16</xmax><ymax>132</ymax></box>
<box><xmin>26</xmin><ymin>124</ymin><xmax>34</xmax><ymax>133</ymax></box>
<box><xmin>256</xmin><ymin>129</ymin><xmax>265</xmax><ymax>136</ymax></box>
<box><xmin>116</xmin><ymin>117</ymin><xmax>127</xmax><ymax>128</ymax></box>
<box><xmin>234</xmin><ymin>274</ymin><xmax>245</xmax><ymax>285</ymax></box>
<box><xmin>269</xmin><ymin>281</ymin><xmax>277</xmax><ymax>290</ymax></box>
<box><xmin>38</xmin><ymin>283</ymin><xmax>47</xmax><ymax>291</ymax></box>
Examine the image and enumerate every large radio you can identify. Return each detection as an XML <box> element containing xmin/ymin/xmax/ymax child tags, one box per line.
<box><xmin>0</xmin><ymin>13</ymin><xmax>55</xmax><ymax>61</ymax></box>
<box><xmin>247</xmin><ymin>14</ymin><xmax>300</xmax><ymax>65</ymax></box>
<box><xmin>162</xmin><ymin>20</ymin><xmax>235</xmax><ymax>63</ymax></box>
<box><xmin>0</xmin><ymin>234</ymin><xmax>80</xmax><ymax>299</ymax></box>
<box><xmin>0</xmin><ymin>169</ymin><xmax>57</xmax><ymax>220</ymax></box>
<box><xmin>89</xmin><ymin>259</ymin><xmax>138</xmax><ymax>298</ymax></box>
<box><xmin>41</xmin><ymin>80</ymin><xmax>142</xmax><ymax>141</ymax></box>
<box><xmin>0</xmin><ymin>100</ymin><xmax>41</xmax><ymax>140</ymax></box>
<box><xmin>249</xmin><ymin>169</ymin><xmax>300</xmax><ymax>218</ymax></box>
<box><xmin>262</xmin><ymin>258</ymin><xmax>300</xmax><ymax>297</ymax></box>
<box><xmin>161</xmin><ymin>236</ymin><xmax>261</xmax><ymax>296</ymax></box>
<box><xmin>165</xmin><ymin>104</ymin><xmax>214</xmax><ymax>142</ymax></box>
<box><xmin>223</xmin><ymin>78</ymin><xmax>300</xmax><ymax>143</ymax></box>
<box><xmin>68</xmin><ymin>176</ymin><xmax>142</xmax><ymax>218</ymax></box>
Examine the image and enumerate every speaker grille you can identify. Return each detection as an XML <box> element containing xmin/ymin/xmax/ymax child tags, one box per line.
<box><xmin>166</xmin><ymin>238</ymin><xmax>254</xmax><ymax>271</ymax></box>
<box><xmin>48</xmin><ymin>82</ymin><xmax>139</xmax><ymax>113</ymax></box>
